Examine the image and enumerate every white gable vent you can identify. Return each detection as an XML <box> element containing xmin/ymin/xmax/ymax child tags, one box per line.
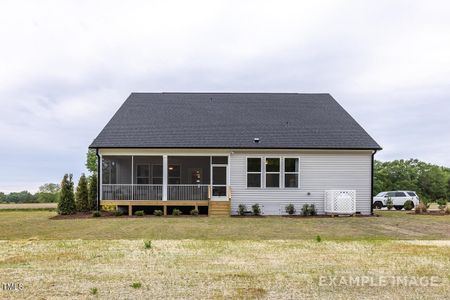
<box><xmin>253</xmin><ymin>138</ymin><xmax>260</xmax><ymax>143</ymax></box>
<box><xmin>324</xmin><ymin>190</ymin><xmax>356</xmax><ymax>215</ymax></box>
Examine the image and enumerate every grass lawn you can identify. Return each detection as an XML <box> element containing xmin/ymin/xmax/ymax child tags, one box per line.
<box><xmin>0</xmin><ymin>210</ymin><xmax>449</xmax><ymax>240</ymax></box>
<box><xmin>0</xmin><ymin>211</ymin><xmax>449</xmax><ymax>299</ymax></box>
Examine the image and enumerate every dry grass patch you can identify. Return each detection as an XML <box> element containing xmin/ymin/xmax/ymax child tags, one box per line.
<box><xmin>0</xmin><ymin>240</ymin><xmax>448</xmax><ymax>299</ymax></box>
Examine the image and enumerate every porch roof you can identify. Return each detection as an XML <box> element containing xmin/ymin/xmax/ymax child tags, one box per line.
<box><xmin>90</xmin><ymin>93</ymin><xmax>381</xmax><ymax>150</ymax></box>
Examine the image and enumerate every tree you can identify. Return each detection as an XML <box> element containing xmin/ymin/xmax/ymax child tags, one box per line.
<box><xmin>2</xmin><ymin>191</ymin><xmax>36</xmax><ymax>203</ymax></box>
<box><xmin>38</xmin><ymin>183</ymin><xmax>60</xmax><ymax>194</ymax></box>
<box><xmin>58</xmin><ymin>174</ymin><xmax>76</xmax><ymax>215</ymax></box>
<box><xmin>36</xmin><ymin>192</ymin><xmax>59</xmax><ymax>203</ymax></box>
<box><xmin>0</xmin><ymin>192</ymin><xmax>5</xmax><ymax>203</ymax></box>
<box><xmin>88</xmin><ymin>174</ymin><xmax>98</xmax><ymax>211</ymax></box>
<box><xmin>86</xmin><ymin>149</ymin><xmax>97</xmax><ymax>174</ymax></box>
<box><xmin>75</xmin><ymin>174</ymin><xmax>89</xmax><ymax>212</ymax></box>
<box><xmin>374</xmin><ymin>159</ymin><xmax>450</xmax><ymax>201</ymax></box>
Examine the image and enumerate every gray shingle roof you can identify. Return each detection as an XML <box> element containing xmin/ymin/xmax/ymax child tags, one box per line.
<box><xmin>90</xmin><ymin>93</ymin><xmax>381</xmax><ymax>150</ymax></box>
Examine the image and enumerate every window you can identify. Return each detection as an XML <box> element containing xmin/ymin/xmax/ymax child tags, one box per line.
<box><xmin>284</xmin><ymin>158</ymin><xmax>299</xmax><ymax>188</ymax></box>
<box><xmin>407</xmin><ymin>192</ymin><xmax>416</xmax><ymax>197</ymax></box>
<box><xmin>102</xmin><ymin>159</ymin><xmax>117</xmax><ymax>184</ymax></box>
<box><xmin>136</xmin><ymin>164</ymin><xmax>150</xmax><ymax>184</ymax></box>
<box><xmin>395</xmin><ymin>192</ymin><xmax>406</xmax><ymax>197</ymax></box>
<box><xmin>385</xmin><ymin>192</ymin><xmax>395</xmax><ymax>197</ymax></box>
<box><xmin>265</xmin><ymin>158</ymin><xmax>280</xmax><ymax>188</ymax></box>
<box><xmin>247</xmin><ymin>158</ymin><xmax>261</xmax><ymax>187</ymax></box>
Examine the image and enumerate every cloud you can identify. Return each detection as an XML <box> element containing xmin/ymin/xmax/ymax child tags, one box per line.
<box><xmin>0</xmin><ymin>0</ymin><xmax>449</xmax><ymax>192</ymax></box>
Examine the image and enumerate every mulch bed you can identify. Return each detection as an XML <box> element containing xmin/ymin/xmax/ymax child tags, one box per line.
<box><xmin>50</xmin><ymin>212</ymin><xmax>209</xmax><ymax>220</ymax></box>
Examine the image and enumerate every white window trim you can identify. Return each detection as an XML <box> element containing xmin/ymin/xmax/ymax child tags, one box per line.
<box><xmin>264</xmin><ymin>157</ymin><xmax>281</xmax><ymax>188</ymax></box>
<box><xmin>283</xmin><ymin>157</ymin><xmax>300</xmax><ymax>188</ymax></box>
<box><xmin>246</xmin><ymin>157</ymin><xmax>263</xmax><ymax>188</ymax></box>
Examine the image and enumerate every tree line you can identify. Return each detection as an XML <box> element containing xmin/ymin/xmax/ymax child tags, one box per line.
<box><xmin>374</xmin><ymin>159</ymin><xmax>450</xmax><ymax>202</ymax></box>
<box><xmin>0</xmin><ymin>183</ymin><xmax>61</xmax><ymax>203</ymax></box>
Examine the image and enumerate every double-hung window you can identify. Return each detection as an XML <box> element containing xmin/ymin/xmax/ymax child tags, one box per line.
<box><xmin>284</xmin><ymin>158</ymin><xmax>299</xmax><ymax>188</ymax></box>
<box><xmin>247</xmin><ymin>158</ymin><xmax>262</xmax><ymax>187</ymax></box>
<box><xmin>265</xmin><ymin>158</ymin><xmax>280</xmax><ymax>188</ymax></box>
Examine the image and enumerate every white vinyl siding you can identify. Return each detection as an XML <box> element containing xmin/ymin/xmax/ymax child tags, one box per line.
<box><xmin>230</xmin><ymin>151</ymin><xmax>372</xmax><ymax>215</ymax></box>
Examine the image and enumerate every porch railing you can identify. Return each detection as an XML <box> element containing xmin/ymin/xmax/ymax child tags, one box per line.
<box><xmin>101</xmin><ymin>184</ymin><xmax>210</xmax><ymax>201</ymax></box>
<box><xmin>168</xmin><ymin>184</ymin><xmax>209</xmax><ymax>200</ymax></box>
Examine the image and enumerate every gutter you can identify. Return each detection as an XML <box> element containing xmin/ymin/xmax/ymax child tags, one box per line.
<box><xmin>370</xmin><ymin>150</ymin><xmax>377</xmax><ymax>215</ymax></box>
<box><xmin>96</xmin><ymin>148</ymin><xmax>100</xmax><ymax>212</ymax></box>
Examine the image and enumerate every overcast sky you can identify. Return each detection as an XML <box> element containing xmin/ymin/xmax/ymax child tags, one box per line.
<box><xmin>1</xmin><ymin>0</ymin><xmax>449</xmax><ymax>193</ymax></box>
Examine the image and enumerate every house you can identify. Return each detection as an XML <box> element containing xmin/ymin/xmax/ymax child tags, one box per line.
<box><xmin>89</xmin><ymin>93</ymin><xmax>381</xmax><ymax>216</ymax></box>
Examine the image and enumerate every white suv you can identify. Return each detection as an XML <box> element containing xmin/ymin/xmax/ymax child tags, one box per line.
<box><xmin>372</xmin><ymin>191</ymin><xmax>419</xmax><ymax>210</ymax></box>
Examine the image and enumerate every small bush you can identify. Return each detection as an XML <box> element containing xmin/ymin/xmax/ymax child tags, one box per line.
<box><xmin>252</xmin><ymin>203</ymin><xmax>261</xmax><ymax>216</ymax></box>
<box><xmin>421</xmin><ymin>198</ymin><xmax>432</xmax><ymax>208</ymax></box>
<box><xmin>308</xmin><ymin>204</ymin><xmax>317</xmax><ymax>216</ymax></box>
<box><xmin>415</xmin><ymin>202</ymin><xmax>427</xmax><ymax>214</ymax></box>
<box><xmin>135</xmin><ymin>210</ymin><xmax>145</xmax><ymax>217</ymax></box>
<box><xmin>404</xmin><ymin>200</ymin><xmax>414</xmax><ymax>211</ymax></box>
<box><xmin>131</xmin><ymin>282</ymin><xmax>142</xmax><ymax>289</ymax></box>
<box><xmin>190</xmin><ymin>209</ymin><xmax>199</xmax><ymax>216</ymax></box>
<box><xmin>386</xmin><ymin>197</ymin><xmax>394</xmax><ymax>210</ymax></box>
<box><xmin>446</xmin><ymin>206</ymin><xmax>450</xmax><ymax>215</ymax></box>
<box><xmin>285</xmin><ymin>204</ymin><xmax>296</xmax><ymax>215</ymax></box>
<box><xmin>172</xmin><ymin>209</ymin><xmax>182</xmax><ymax>216</ymax></box>
<box><xmin>316</xmin><ymin>235</ymin><xmax>321</xmax><ymax>242</ymax></box>
<box><xmin>153</xmin><ymin>210</ymin><xmax>163</xmax><ymax>216</ymax></box>
<box><xmin>92</xmin><ymin>211</ymin><xmax>101</xmax><ymax>217</ymax></box>
<box><xmin>238</xmin><ymin>204</ymin><xmax>246</xmax><ymax>216</ymax></box>
<box><xmin>144</xmin><ymin>240</ymin><xmax>152</xmax><ymax>249</ymax></box>
<box><xmin>301</xmin><ymin>204</ymin><xmax>309</xmax><ymax>216</ymax></box>
<box><xmin>437</xmin><ymin>199</ymin><xmax>447</xmax><ymax>211</ymax></box>
<box><xmin>90</xmin><ymin>287</ymin><xmax>98</xmax><ymax>295</ymax></box>
<box><xmin>113</xmin><ymin>210</ymin><xmax>123</xmax><ymax>217</ymax></box>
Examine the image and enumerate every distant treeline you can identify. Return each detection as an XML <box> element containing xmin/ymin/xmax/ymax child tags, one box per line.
<box><xmin>0</xmin><ymin>183</ymin><xmax>60</xmax><ymax>203</ymax></box>
<box><xmin>374</xmin><ymin>159</ymin><xmax>450</xmax><ymax>201</ymax></box>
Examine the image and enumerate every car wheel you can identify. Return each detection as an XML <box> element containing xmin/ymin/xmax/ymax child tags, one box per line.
<box><xmin>373</xmin><ymin>201</ymin><xmax>383</xmax><ymax>209</ymax></box>
<box><xmin>394</xmin><ymin>206</ymin><xmax>403</xmax><ymax>210</ymax></box>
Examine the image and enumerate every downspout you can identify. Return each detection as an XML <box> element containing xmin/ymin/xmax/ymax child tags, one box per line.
<box><xmin>370</xmin><ymin>150</ymin><xmax>377</xmax><ymax>215</ymax></box>
<box><xmin>96</xmin><ymin>148</ymin><xmax>100</xmax><ymax>212</ymax></box>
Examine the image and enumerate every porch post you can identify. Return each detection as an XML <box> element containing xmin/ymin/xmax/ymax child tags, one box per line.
<box><xmin>162</xmin><ymin>155</ymin><xmax>168</xmax><ymax>201</ymax></box>
<box><xmin>131</xmin><ymin>155</ymin><xmax>134</xmax><ymax>201</ymax></box>
<box><xmin>99</xmin><ymin>153</ymin><xmax>103</xmax><ymax>203</ymax></box>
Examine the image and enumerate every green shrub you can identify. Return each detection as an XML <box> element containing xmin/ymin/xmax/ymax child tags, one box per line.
<box><xmin>316</xmin><ymin>235</ymin><xmax>321</xmax><ymax>242</ymax></box>
<box><xmin>404</xmin><ymin>200</ymin><xmax>414</xmax><ymax>211</ymax></box>
<box><xmin>237</xmin><ymin>204</ymin><xmax>247</xmax><ymax>216</ymax></box>
<box><xmin>92</xmin><ymin>211</ymin><xmax>101</xmax><ymax>217</ymax></box>
<box><xmin>131</xmin><ymin>282</ymin><xmax>142</xmax><ymax>289</ymax></box>
<box><xmin>153</xmin><ymin>210</ymin><xmax>163</xmax><ymax>216</ymax></box>
<box><xmin>90</xmin><ymin>287</ymin><xmax>98</xmax><ymax>295</ymax></box>
<box><xmin>252</xmin><ymin>203</ymin><xmax>261</xmax><ymax>216</ymax></box>
<box><xmin>190</xmin><ymin>209</ymin><xmax>199</xmax><ymax>216</ymax></box>
<box><xmin>415</xmin><ymin>202</ymin><xmax>427</xmax><ymax>214</ymax></box>
<box><xmin>437</xmin><ymin>199</ymin><xmax>447</xmax><ymax>211</ymax></box>
<box><xmin>308</xmin><ymin>204</ymin><xmax>317</xmax><ymax>216</ymax></box>
<box><xmin>386</xmin><ymin>197</ymin><xmax>394</xmax><ymax>210</ymax></box>
<box><xmin>285</xmin><ymin>204</ymin><xmax>296</xmax><ymax>215</ymax></box>
<box><xmin>446</xmin><ymin>206</ymin><xmax>450</xmax><ymax>215</ymax></box>
<box><xmin>75</xmin><ymin>173</ymin><xmax>89</xmax><ymax>212</ymax></box>
<box><xmin>301</xmin><ymin>204</ymin><xmax>309</xmax><ymax>216</ymax></box>
<box><xmin>144</xmin><ymin>240</ymin><xmax>152</xmax><ymax>249</ymax></box>
<box><xmin>172</xmin><ymin>209</ymin><xmax>182</xmax><ymax>216</ymax></box>
<box><xmin>113</xmin><ymin>210</ymin><xmax>123</xmax><ymax>217</ymax></box>
<box><xmin>58</xmin><ymin>174</ymin><xmax>76</xmax><ymax>215</ymax></box>
<box><xmin>135</xmin><ymin>210</ymin><xmax>145</xmax><ymax>217</ymax></box>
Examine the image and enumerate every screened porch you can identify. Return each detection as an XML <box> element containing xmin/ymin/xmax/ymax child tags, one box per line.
<box><xmin>101</xmin><ymin>155</ymin><xmax>228</xmax><ymax>201</ymax></box>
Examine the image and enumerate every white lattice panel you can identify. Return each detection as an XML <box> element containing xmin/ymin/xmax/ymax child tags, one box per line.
<box><xmin>324</xmin><ymin>190</ymin><xmax>356</xmax><ymax>214</ymax></box>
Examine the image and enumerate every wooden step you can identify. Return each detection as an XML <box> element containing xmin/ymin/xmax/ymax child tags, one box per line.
<box><xmin>209</xmin><ymin>201</ymin><xmax>230</xmax><ymax>216</ymax></box>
